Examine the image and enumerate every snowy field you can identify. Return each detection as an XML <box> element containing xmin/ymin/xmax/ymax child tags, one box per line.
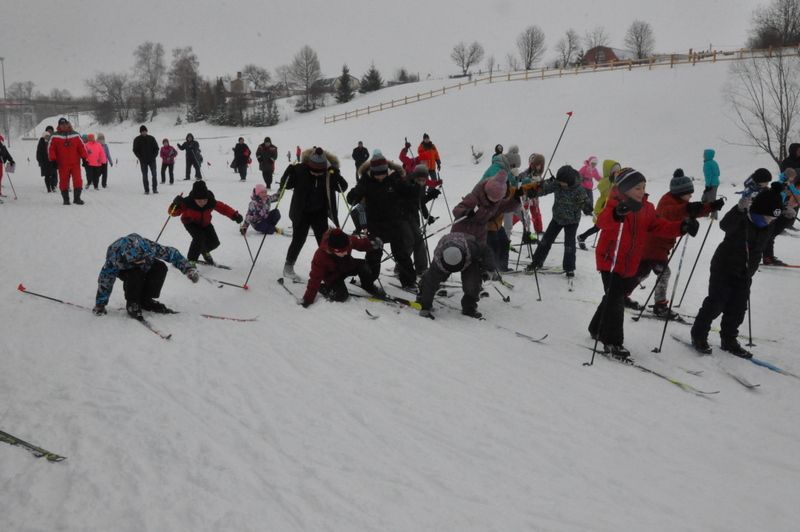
<box><xmin>2</xmin><ymin>63</ymin><xmax>800</xmax><ymax>532</ymax></box>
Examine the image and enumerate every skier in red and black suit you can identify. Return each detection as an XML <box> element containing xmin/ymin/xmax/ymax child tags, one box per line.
<box><xmin>48</xmin><ymin>117</ymin><xmax>88</xmax><ymax>205</ymax></box>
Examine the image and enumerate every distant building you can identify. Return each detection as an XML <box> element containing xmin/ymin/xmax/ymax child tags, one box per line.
<box><xmin>311</xmin><ymin>75</ymin><xmax>361</xmax><ymax>95</ymax></box>
<box><xmin>583</xmin><ymin>46</ymin><xmax>636</xmax><ymax>65</ymax></box>
<box><xmin>229</xmin><ymin>72</ymin><xmax>249</xmax><ymax>94</ymax></box>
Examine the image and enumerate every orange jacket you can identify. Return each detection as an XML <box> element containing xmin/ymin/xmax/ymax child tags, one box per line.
<box><xmin>417</xmin><ymin>142</ymin><xmax>440</xmax><ymax>171</ymax></box>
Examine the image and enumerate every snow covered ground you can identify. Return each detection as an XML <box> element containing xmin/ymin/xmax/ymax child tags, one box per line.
<box><xmin>2</xmin><ymin>63</ymin><xmax>799</xmax><ymax>532</ymax></box>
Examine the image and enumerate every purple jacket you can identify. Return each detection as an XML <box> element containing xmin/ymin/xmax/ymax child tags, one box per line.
<box><xmin>451</xmin><ymin>181</ymin><xmax>518</xmax><ymax>244</ymax></box>
<box><xmin>160</xmin><ymin>145</ymin><xmax>178</xmax><ymax>165</ymax></box>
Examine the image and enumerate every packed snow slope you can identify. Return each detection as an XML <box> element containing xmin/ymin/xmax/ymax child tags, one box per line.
<box><xmin>2</xmin><ymin>64</ymin><xmax>800</xmax><ymax>532</ymax></box>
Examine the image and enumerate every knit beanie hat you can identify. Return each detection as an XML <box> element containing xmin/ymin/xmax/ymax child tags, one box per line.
<box><xmin>370</xmin><ymin>149</ymin><xmax>389</xmax><ymax>174</ymax></box>
<box><xmin>139</xmin><ymin>125</ymin><xmax>148</xmax><ymax>133</ymax></box>
<box><xmin>528</xmin><ymin>153</ymin><xmax>545</xmax><ymax>167</ymax></box>
<box><xmin>441</xmin><ymin>246</ymin><xmax>465</xmax><ymax>273</ymax></box>
<box><xmin>615</xmin><ymin>168</ymin><xmax>646</xmax><ymax>194</ymax></box>
<box><xmin>307</xmin><ymin>147</ymin><xmax>327</xmax><ymax>172</ymax></box>
<box><xmin>253</xmin><ymin>184</ymin><xmax>268</xmax><ymax>199</ymax></box>
<box><xmin>484</xmin><ymin>171</ymin><xmax>508</xmax><ymax>202</ymax></box>
<box><xmin>58</xmin><ymin>117</ymin><xmax>68</xmax><ymax>125</ymax></box>
<box><xmin>670</xmin><ymin>174</ymin><xmax>694</xmax><ymax>195</ymax></box>
<box><xmin>556</xmin><ymin>165</ymin><xmax>579</xmax><ymax>187</ymax></box>
<box><xmin>422</xmin><ymin>133</ymin><xmax>430</xmax><ymax>141</ymax></box>
<box><xmin>503</xmin><ymin>145</ymin><xmax>521</xmax><ymax>169</ymax></box>
<box><xmin>191</xmin><ymin>180</ymin><xmax>209</xmax><ymax>199</ymax></box>
<box><xmin>412</xmin><ymin>164</ymin><xmax>429</xmax><ymax>178</ymax></box>
<box><xmin>751</xmin><ymin>168</ymin><xmax>772</xmax><ymax>184</ymax></box>
<box><xmin>327</xmin><ymin>229</ymin><xmax>350</xmax><ymax>252</ymax></box>
<box><xmin>673</xmin><ymin>168</ymin><xmax>684</xmax><ymax>178</ymax></box>
<box><xmin>750</xmin><ymin>187</ymin><xmax>783</xmax><ymax>217</ymax></box>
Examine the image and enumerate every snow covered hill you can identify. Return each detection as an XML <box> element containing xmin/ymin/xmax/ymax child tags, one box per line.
<box><xmin>2</xmin><ymin>62</ymin><xmax>799</xmax><ymax>532</ymax></box>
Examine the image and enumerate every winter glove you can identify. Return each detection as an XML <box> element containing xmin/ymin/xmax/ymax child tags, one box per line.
<box><xmin>436</xmin><ymin>161</ymin><xmax>441</xmax><ymax>171</ymax></box>
<box><xmin>428</xmin><ymin>188</ymin><xmax>441</xmax><ymax>199</ymax></box>
<box><xmin>681</xmin><ymin>217</ymin><xmax>700</xmax><ymax>237</ymax></box>
<box><xmin>185</xmin><ymin>268</ymin><xmax>199</xmax><ymax>283</ymax></box>
<box><xmin>480</xmin><ymin>271</ymin><xmax>491</xmax><ymax>282</ymax></box>
<box><xmin>710</xmin><ymin>198</ymin><xmax>726</xmax><ymax>211</ymax></box>
<box><xmin>686</xmin><ymin>201</ymin><xmax>704</xmax><ymax>217</ymax></box>
<box><xmin>92</xmin><ymin>304</ymin><xmax>107</xmax><ymax>316</ymax></box>
<box><xmin>426</xmin><ymin>216</ymin><xmax>436</xmax><ymax>225</ymax></box>
<box><xmin>171</xmin><ymin>195</ymin><xmax>183</xmax><ymax>210</ymax></box>
<box><xmin>370</xmin><ymin>237</ymin><xmax>384</xmax><ymax>250</ymax></box>
<box><xmin>738</xmin><ymin>196</ymin><xmax>752</xmax><ymax>212</ymax></box>
<box><xmin>582</xmin><ymin>205</ymin><xmax>593</xmax><ymax>216</ymax></box>
<box><xmin>465</xmin><ymin>206</ymin><xmax>478</xmax><ymax>218</ymax></box>
<box><xmin>404</xmin><ymin>142</ymin><xmax>412</xmax><ymax>150</ymax></box>
<box><xmin>233</xmin><ymin>213</ymin><xmax>244</xmax><ymax>224</ymax></box>
<box><xmin>239</xmin><ymin>224</ymin><xmax>248</xmax><ymax>235</ymax></box>
<box><xmin>613</xmin><ymin>202</ymin><xmax>631</xmax><ymax>220</ymax></box>
<box><xmin>513</xmin><ymin>187</ymin><xmax>525</xmax><ymax>199</ymax></box>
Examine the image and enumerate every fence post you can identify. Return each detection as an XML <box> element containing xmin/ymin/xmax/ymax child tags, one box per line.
<box><xmin>442</xmin><ymin>86</ymin><xmax>446</xmax><ymax>95</ymax></box>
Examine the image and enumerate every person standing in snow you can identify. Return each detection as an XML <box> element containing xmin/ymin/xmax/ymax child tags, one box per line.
<box><xmin>577</xmin><ymin>159</ymin><xmax>621</xmax><ymax>249</ymax></box>
<box><xmin>578</xmin><ymin>155</ymin><xmax>602</xmax><ymax>207</ymax></box>
<box><xmin>690</xmin><ymin>179</ymin><xmax>784</xmax><ymax>357</ymax></box>
<box><xmin>702</xmin><ymin>148</ymin><xmax>720</xmax><ymax>215</ymax></box>
<box><xmin>160</xmin><ymin>138</ymin><xmax>177</xmax><ymax>185</ymax></box>
<box><xmin>352</xmin><ymin>141</ymin><xmax>369</xmax><ymax>179</ymax></box>
<box><xmin>279</xmin><ymin>147</ymin><xmax>348</xmax><ymax>281</ymax></box>
<box><xmin>299</xmin><ymin>228</ymin><xmax>381</xmax><ymax>307</ymax></box>
<box><xmin>526</xmin><ymin>165</ymin><xmax>592</xmax><ymax>277</ymax></box>
<box><xmin>417</xmin><ymin>133</ymin><xmax>441</xmax><ymax>184</ymax></box>
<box><xmin>240</xmin><ymin>184</ymin><xmax>282</xmax><ymax>235</ymax></box>
<box><xmin>169</xmin><ymin>180</ymin><xmax>243</xmax><ymax>265</ymax></box>
<box><xmin>84</xmin><ymin>133</ymin><xmax>108</xmax><ymax>190</ymax></box>
<box><xmin>588</xmin><ymin>168</ymin><xmax>696</xmax><ymax>360</ymax></box>
<box><xmin>399</xmin><ymin>164</ymin><xmax>439</xmax><ymax>275</ymax></box>
<box><xmin>232</xmin><ymin>137</ymin><xmax>251</xmax><ymax>181</ymax></box>
<box><xmin>478</xmin><ymin>148</ymin><xmax>525</xmax><ymax>272</ymax></box>
<box><xmin>48</xmin><ymin>117</ymin><xmax>88</xmax><ymax>205</ymax></box>
<box><xmin>517</xmin><ymin>153</ymin><xmax>547</xmax><ymax>238</ymax></box>
<box><xmin>177</xmin><ymin>133</ymin><xmax>202</xmax><ymax>181</ymax></box>
<box><xmin>295</xmin><ymin>145</ymin><xmax>301</xmax><ymax>163</ymax></box>
<box><xmin>133</xmin><ymin>125</ymin><xmax>159</xmax><ymax>194</ymax></box>
<box><xmin>0</xmin><ymin>135</ymin><xmax>15</xmax><ymax>199</ymax></box>
<box><xmin>37</xmin><ymin>126</ymin><xmax>57</xmax><ymax>192</ymax></box>
<box><xmin>255</xmin><ymin>137</ymin><xmax>278</xmax><ymax>188</ymax></box>
<box><xmin>97</xmin><ymin>133</ymin><xmax>112</xmax><ymax>188</ymax></box>
<box><xmin>92</xmin><ymin>233</ymin><xmax>199</xmax><ymax>320</ymax></box>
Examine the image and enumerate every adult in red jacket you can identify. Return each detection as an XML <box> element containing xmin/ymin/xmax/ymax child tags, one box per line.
<box><xmin>588</xmin><ymin>168</ymin><xmax>697</xmax><ymax>359</ymax></box>
<box><xmin>417</xmin><ymin>133</ymin><xmax>441</xmax><ymax>184</ymax></box>
<box><xmin>169</xmin><ymin>180</ymin><xmax>243</xmax><ymax>263</ymax></box>
<box><xmin>627</xmin><ymin>169</ymin><xmax>724</xmax><ymax>316</ymax></box>
<box><xmin>300</xmin><ymin>228</ymin><xmax>379</xmax><ymax>307</ymax></box>
<box><xmin>48</xmin><ymin>117</ymin><xmax>88</xmax><ymax>205</ymax></box>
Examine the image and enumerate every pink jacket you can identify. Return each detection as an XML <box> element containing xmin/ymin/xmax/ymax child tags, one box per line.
<box><xmin>160</xmin><ymin>145</ymin><xmax>178</xmax><ymax>165</ymax></box>
<box><xmin>578</xmin><ymin>156</ymin><xmax>601</xmax><ymax>190</ymax></box>
<box><xmin>85</xmin><ymin>140</ymin><xmax>108</xmax><ymax>167</ymax></box>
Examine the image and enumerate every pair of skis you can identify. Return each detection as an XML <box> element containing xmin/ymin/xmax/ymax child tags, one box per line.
<box><xmin>0</xmin><ymin>429</ymin><xmax>66</xmax><ymax>462</ymax></box>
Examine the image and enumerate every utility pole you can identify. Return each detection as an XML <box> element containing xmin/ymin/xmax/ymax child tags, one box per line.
<box><xmin>0</xmin><ymin>57</ymin><xmax>8</xmax><ymax>147</ymax></box>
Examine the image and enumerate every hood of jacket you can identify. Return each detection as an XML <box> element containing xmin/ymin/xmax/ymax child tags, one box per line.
<box><xmin>703</xmin><ymin>149</ymin><xmax>715</xmax><ymax>161</ymax></box>
<box><xmin>584</xmin><ymin>155</ymin><xmax>599</xmax><ymax>167</ymax></box>
<box><xmin>301</xmin><ymin>148</ymin><xmax>341</xmax><ymax>169</ymax></box>
<box><xmin>358</xmin><ymin>159</ymin><xmax>404</xmax><ymax>177</ymax></box>
<box><xmin>602</xmin><ymin>159</ymin><xmax>620</xmax><ymax>180</ymax></box>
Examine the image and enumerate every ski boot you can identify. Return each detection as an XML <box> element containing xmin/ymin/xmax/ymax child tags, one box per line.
<box><xmin>61</xmin><ymin>190</ymin><xmax>71</xmax><ymax>205</ymax></box>
<box><xmin>624</xmin><ymin>297</ymin><xmax>644</xmax><ymax>311</ymax></box>
<box><xmin>762</xmin><ymin>256</ymin><xmax>786</xmax><ymax>266</ymax></box>
<box><xmin>605</xmin><ymin>344</ymin><xmax>631</xmax><ymax>361</ymax></box>
<box><xmin>419</xmin><ymin>308</ymin><xmax>435</xmax><ymax>320</ymax></box>
<box><xmin>73</xmin><ymin>188</ymin><xmax>84</xmax><ymax>205</ymax></box>
<box><xmin>360</xmin><ymin>282</ymin><xmax>386</xmax><ymax>298</ymax></box>
<box><xmin>652</xmin><ymin>301</ymin><xmax>679</xmax><ymax>320</ymax></box>
<box><xmin>282</xmin><ymin>262</ymin><xmax>302</xmax><ymax>283</ymax></box>
<box><xmin>461</xmin><ymin>308</ymin><xmax>483</xmax><ymax>320</ymax></box>
<box><xmin>126</xmin><ymin>302</ymin><xmax>143</xmax><ymax>320</ymax></box>
<box><xmin>201</xmin><ymin>252</ymin><xmax>215</xmax><ymax>265</ymax></box>
<box><xmin>577</xmin><ymin>235</ymin><xmax>587</xmax><ymax>251</ymax></box>
<box><xmin>142</xmin><ymin>299</ymin><xmax>173</xmax><ymax>314</ymax></box>
<box><xmin>691</xmin><ymin>335</ymin><xmax>712</xmax><ymax>355</ymax></box>
<box><xmin>720</xmin><ymin>337</ymin><xmax>752</xmax><ymax>359</ymax></box>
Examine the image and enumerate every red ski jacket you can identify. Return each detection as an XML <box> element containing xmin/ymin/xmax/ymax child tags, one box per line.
<box><xmin>642</xmin><ymin>192</ymin><xmax>711</xmax><ymax>262</ymax></box>
<box><xmin>595</xmin><ymin>191</ymin><xmax>683</xmax><ymax>277</ymax></box>
<box><xmin>170</xmin><ymin>195</ymin><xmax>239</xmax><ymax>227</ymax></box>
<box><xmin>303</xmin><ymin>230</ymin><xmax>372</xmax><ymax>304</ymax></box>
<box><xmin>48</xmin><ymin>126</ymin><xmax>88</xmax><ymax>167</ymax></box>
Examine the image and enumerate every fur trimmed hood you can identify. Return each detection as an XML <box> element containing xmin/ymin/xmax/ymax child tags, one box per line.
<box><xmin>301</xmin><ymin>147</ymin><xmax>340</xmax><ymax>169</ymax></box>
<box><xmin>358</xmin><ymin>159</ymin><xmax>405</xmax><ymax>177</ymax></box>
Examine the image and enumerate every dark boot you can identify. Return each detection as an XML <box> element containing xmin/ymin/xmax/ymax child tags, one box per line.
<box><xmin>720</xmin><ymin>336</ymin><xmax>752</xmax><ymax>359</ymax></box>
<box><xmin>691</xmin><ymin>335</ymin><xmax>712</xmax><ymax>355</ymax></box>
<box><xmin>73</xmin><ymin>188</ymin><xmax>84</xmax><ymax>205</ymax></box>
<box><xmin>61</xmin><ymin>190</ymin><xmax>70</xmax><ymax>205</ymax></box>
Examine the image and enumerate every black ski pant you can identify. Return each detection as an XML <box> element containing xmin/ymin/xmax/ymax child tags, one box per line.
<box><xmin>321</xmin><ymin>259</ymin><xmax>373</xmax><ymax>302</ymax></box>
<box><xmin>691</xmin><ymin>269</ymin><xmax>750</xmax><ymax>343</ymax></box>
<box><xmin>118</xmin><ymin>260</ymin><xmax>167</xmax><ymax>305</ymax></box>
<box><xmin>185</xmin><ymin>159</ymin><xmax>202</xmax><ymax>180</ymax></box>
<box><xmin>630</xmin><ymin>259</ymin><xmax>669</xmax><ymax>304</ymax></box>
<box><xmin>41</xmin><ymin>166</ymin><xmax>58</xmax><ymax>191</ymax></box>
<box><xmin>366</xmin><ymin>222</ymin><xmax>415</xmax><ymax>287</ymax></box>
<box><xmin>100</xmin><ymin>163</ymin><xmax>109</xmax><ymax>187</ymax></box>
<box><xmin>140</xmin><ymin>160</ymin><xmax>157</xmax><ymax>193</ymax></box>
<box><xmin>487</xmin><ymin>228</ymin><xmax>510</xmax><ymax>272</ymax></box>
<box><xmin>161</xmin><ymin>163</ymin><xmax>174</xmax><ymax>184</ymax></box>
<box><xmin>86</xmin><ymin>166</ymin><xmax>102</xmax><ymax>189</ymax></box>
<box><xmin>401</xmin><ymin>214</ymin><xmax>428</xmax><ymax>275</ymax></box>
<box><xmin>261</xmin><ymin>169</ymin><xmax>274</xmax><ymax>188</ymax></box>
<box><xmin>589</xmin><ymin>271</ymin><xmax>640</xmax><ymax>346</ymax></box>
<box><xmin>286</xmin><ymin>211</ymin><xmax>329</xmax><ymax>265</ymax></box>
<box><xmin>237</xmin><ymin>164</ymin><xmax>247</xmax><ymax>180</ymax></box>
<box><xmin>532</xmin><ymin>220</ymin><xmax>578</xmax><ymax>272</ymax></box>
<box><xmin>579</xmin><ymin>224</ymin><xmax>600</xmax><ymax>241</ymax></box>
<box><xmin>763</xmin><ymin>215</ymin><xmax>792</xmax><ymax>258</ymax></box>
<box><xmin>183</xmin><ymin>222</ymin><xmax>220</xmax><ymax>261</ymax></box>
<box><xmin>418</xmin><ymin>263</ymin><xmax>482</xmax><ymax>314</ymax></box>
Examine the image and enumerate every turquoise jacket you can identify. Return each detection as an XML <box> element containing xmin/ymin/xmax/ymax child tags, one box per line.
<box><xmin>703</xmin><ymin>149</ymin><xmax>720</xmax><ymax>188</ymax></box>
<box><xmin>479</xmin><ymin>154</ymin><xmax>531</xmax><ymax>188</ymax></box>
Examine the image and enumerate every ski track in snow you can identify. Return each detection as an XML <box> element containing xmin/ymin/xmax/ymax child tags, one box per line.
<box><xmin>2</xmin><ymin>65</ymin><xmax>800</xmax><ymax>531</ymax></box>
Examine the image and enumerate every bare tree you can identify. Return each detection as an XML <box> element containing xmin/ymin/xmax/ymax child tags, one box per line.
<box><xmin>517</xmin><ymin>26</ymin><xmax>547</xmax><ymax>69</ymax></box>
<box><xmin>289</xmin><ymin>45</ymin><xmax>322</xmax><ymax>111</ymax></box>
<box><xmin>748</xmin><ymin>0</ymin><xmax>800</xmax><ymax>48</ymax></box>
<box><xmin>7</xmin><ymin>81</ymin><xmax>35</xmax><ymax>100</ymax></box>
<box><xmin>505</xmin><ymin>53</ymin><xmax>520</xmax><ymax>72</ymax></box>
<box><xmin>167</xmin><ymin>47</ymin><xmax>200</xmax><ymax>104</ymax></box>
<box><xmin>450</xmin><ymin>41</ymin><xmax>485</xmax><ymax>75</ymax></box>
<box><xmin>85</xmin><ymin>72</ymin><xmax>131</xmax><ymax>122</ymax></box>
<box><xmin>49</xmin><ymin>88</ymin><xmax>72</xmax><ymax>101</ymax></box>
<box><xmin>242</xmin><ymin>64</ymin><xmax>272</xmax><ymax>91</ymax></box>
<box><xmin>624</xmin><ymin>20</ymin><xmax>655</xmax><ymax>59</ymax></box>
<box><xmin>556</xmin><ymin>29</ymin><xmax>580</xmax><ymax>67</ymax></box>
<box><xmin>485</xmin><ymin>55</ymin><xmax>496</xmax><ymax>73</ymax></box>
<box><xmin>275</xmin><ymin>65</ymin><xmax>292</xmax><ymax>97</ymax></box>
<box><xmin>583</xmin><ymin>26</ymin><xmax>611</xmax><ymax>50</ymax></box>
<box><xmin>133</xmin><ymin>41</ymin><xmax>166</xmax><ymax>116</ymax></box>
<box><xmin>726</xmin><ymin>50</ymin><xmax>800</xmax><ymax>164</ymax></box>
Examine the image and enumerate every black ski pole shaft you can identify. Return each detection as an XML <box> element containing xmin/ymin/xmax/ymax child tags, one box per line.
<box><xmin>492</xmin><ymin>275</ymin><xmax>511</xmax><ymax>302</ymax></box>
<box><xmin>585</xmin><ymin>220</ymin><xmax>624</xmax><ymax>367</ymax></box>
<box><xmin>242</xmin><ymin>231</ymin><xmax>269</xmax><ymax>289</ymax></box>
<box><xmin>423</xmin><ymin>215</ymin><xmax>468</xmax><ymax>241</ymax></box>
<box><xmin>337</xmin><ymin>189</ymin><xmax>352</xmax><ymax>230</ymax></box>
<box><xmin>18</xmin><ymin>284</ymin><xmax>74</xmax><ymax>306</ymax></box>
<box><xmin>653</xmin><ymin>235</ymin><xmax>690</xmax><ymax>353</ymax></box>
<box><xmin>437</xmin><ymin>173</ymin><xmax>454</xmax><ymax>223</ymax></box>
<box><xmin>675</xmin><ymin>218</ymin><xmax>714</xmax><ymax>308</ymax></box>
<box><xmin>632</xmin><ymin>235</ymin><xmax>685</xmax><ymax>322</ymax></box>
<box><xmin>747</xmin><ymin>294</ymin><xmax>754</xmax><ymax>347</ymax></box>
<box><xmin>243</xmin><ymin>233</ymin><xmax>254</xmax><ymax>264</ymax></box>
<box><xmin>541</xmin><ymin>111</ymin><xmax>573</xmax><ymax>181</ymax></box>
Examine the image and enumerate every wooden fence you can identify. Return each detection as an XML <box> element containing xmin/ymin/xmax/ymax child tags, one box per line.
<box><xmin>323</xmin><ymin>46</ymin><xmax>800</xmax><ymax>124</ymax></box>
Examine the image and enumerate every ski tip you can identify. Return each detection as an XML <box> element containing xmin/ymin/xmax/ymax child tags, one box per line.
<box><xmin>17</xmin><ymin>283</ymin><xmax>25</xmax><ymax>292</ymax></box>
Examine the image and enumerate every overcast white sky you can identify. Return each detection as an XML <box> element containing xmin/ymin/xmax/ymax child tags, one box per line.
<box><xmin>2</xmin><ymin>0</ymin><xmax>760</xmax><ymax>96</ymax></box>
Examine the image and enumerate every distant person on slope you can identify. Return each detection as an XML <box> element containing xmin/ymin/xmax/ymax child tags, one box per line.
<box><xmin>779</xmin><ymin>142</ymin><xmax>800</xmax><ymax>173</ymax></box>
<box><xmin>92</xmin><ymin>233</ymin><xmax>199</xmax><ymax>320</ymax></box>
<box><xmin>255</xmin><ymin>137</ymin><xmax>278</xmax><ymax>188</ymax></box>
<box><xmin>97</xmin><ymin>133</ymin><xmax>113</xmax><ymax>188</ymax></box>
<box><xmin>177</xmin><ymin>133</ymin><xmax>202</xmax><ymax>181</ymax></box>
<box><xmin>169</xmin><ymin>180</ymin><xmax>243</xmax><ymax>265</ymax></box>
<box><xmin>37</xmin><ymin>126</ymin><xmax>57</xmax><ymax>192</ymax></box>
<box><xmin>133</xmin><ymin>125</ymin><xmax>159</xmax><ymax>194</ymax></box>
<box><xmin>160</xmin><ymin>138</ymin><xmax>177</xmax><ymax>185</ymax></box>
<box><xmin>84</xmin><ymin>133</ymin><xmax>108</xmax><ymax>190</ymax></box>
<box><xmin>232</xmin><ymin>137</ymin><xmax>251</xmax><ymax>181</ymax></box>
<box><xmin>352</xmin><ymin>141</ymin><xmax>369</xmax><ymax>180</ymax></box>
<box><xmin>417</xmin><ymin>133</ymin><xmax>441</xmax><ymax>184</ymax></box>
<box><xmin>702</xmin><ymin>148</ymin><xmax>720</xmax><ymax>217</ymax></box>
<box><xmin>48</xmin><ymin>117</ymin><xmax>88</xmax><ymax>205</ymax></box>
<box><xmin>578</xmin><ymin>155</ymin><xmax>602</xmax><ymax>206</ymax></box>
<box><xmin>0</xmin><ymin>134</ymin><xmax>16</xmax><ymax>199</ymax></box>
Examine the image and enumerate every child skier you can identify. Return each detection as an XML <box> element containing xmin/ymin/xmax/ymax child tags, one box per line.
<box><xmin>84</xmin><ymin>133</ymin><xmax>107</xmax><ymax>190</ymax></box>
<box><xmin>526</xmin><ymin>165</ymin><xmax>592</xmax><ymax>277</ymax></box>
<box><xmin>578</xmin><ymin>159</ymin><xmax>621</xmax><ymax>249</ymax></box>
<box><xmin>588</xmin><ymin>168</ymin><xmax>697</xmax><ymax>359</ymax></box>
<box><xmin>517</xmin><ymin>153</ymin><xmax>546</xmax><ymax>237</ymax></box>
<box><xmin>690</xmin><ymin>179</ymin><xmax>784</xmax><ymax>357</ymax></box>
<box><xmin>160</xmin><ymin>139</ymin><xmax>177</xmax><ymax>185</ymax></box>
<box><xmin>169</xmin><ymin>180</ymin><xmax>243</xmax><ymax>265</ymax></box>
<box><xmin>300</xmin><ymin>228</ymin><xmax>381</xmax><ymax>307</ymax></box>
<box><xmin>702</xmin><ymin>148</ymin><xmax>720</xmax><ymax>211</ymax></box>
<box><xmin>240</xmin><ymin>184</ymin><xmax>282</xmax><ymax>235</ymax></box>
<box><xmin>578</xmin><ymin>155</ymin><xmax>602</xmax><ymax>206</ymax></box>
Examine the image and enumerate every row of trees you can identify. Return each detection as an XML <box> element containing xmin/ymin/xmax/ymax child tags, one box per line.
<box><xmin>451</xmin><ymin>20</ymin><xmax>656</xmax><ymax>75</ymax></box>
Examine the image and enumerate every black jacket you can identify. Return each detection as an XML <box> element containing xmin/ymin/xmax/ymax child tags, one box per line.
<box><xmin>0</xmin><ymin>144</ymin><xmax>14</xmax><ymax>165</ymax></box>
<box><xmin>346</xmin><ymin>170</ymin><xmax>417</xmax><ymax>227</ymax></box>
<box><xmin>232</xmin><ymin>143</ymin><xmax>251</xmax><ymax>166</ymax></box>
<box><xmin>256</xmin><ymin>143</ymin><xmax>278</xmax><ymax>172</ymax></box>
<box><xmin>352</xmin><ymin>146</ymin><xmax>369</xmax><ymax>166</ymax></box>
<box><xmin>281</xmin><ymin>163</ymin><xmax>348</xmax><ymax>225</ymax></box>
<box><xmin>710</xmin><ymin>206</ymin><xmax>774</xmax><ymax>279</ymax></box>
<box><xmin>132</xmin><ymin>134</ymin><xmax>159</xmax><ymax>163</ymax></box>
<box><xmin>779</xmin><ymin>143</ymin><xmax>800</xmax><ymax>172</ymax></box>
<box><xmin>177</xmin><ymin>140</ymin><xmax>201</xmax><ymax>163</ymax></box>
<box><xmin>36</xmin><ymin>137</ymin><xmax>54</xmax><ymax>175</ymax></box>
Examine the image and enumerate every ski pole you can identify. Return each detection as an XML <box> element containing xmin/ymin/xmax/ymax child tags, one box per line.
<box><xmin>632</xmin><ymin>235</ymin><xmax>685</xmax><ymax>322</ymax></box>
<box><xmin>437</xmin><ymin>172</ymin><xmax>454</xmax><ymax>223</ymax></box>
<box><xmin>338</xmin><ymin>189</ymin><xmax>352</xmax><ymax>231</ymax></box>
<box><xmin>492</xmin><ymin>275</ymin><xmax>511</xmax><ymax>303</ymax></box>
<box><xmin>423</xmin><ymin>215</ymin><xmax>468</xmax><ymax>242</ymax></box>
<box><xmin>156</xmin><ymin>196</ymin><xmax>181</xmax><ymax>243</ymax></box>
<box><xmin>652</xmin><ymin>235</ymin><xmax>690</xmax><ymax>353</ymax></box>
<box><xmin>242</xmin><ymin>233</ymin><xmax>254</xmax><ymax>264</ymax></box>
<box><xmin>5</xmin><ymin>171</ymin><xmax>17</xmax><ymax>200</ymax></box>
<box><xmin>541</xmin><ymin>111</ymin><xmax>573</xmax><ymax>182</ymax></box>
<box><xmin>17</xmin><ymin>283</ymin><xmax>89</xmax><ymax>310</ymax></box>
<box><xmin>675</xmin><ymin>218</ymin><xmax>715</xmax><ymax>308</ymax></box>
<box><xmin>241</xmin><ymin>231</ymin><xmax>268</xmax><ymax>289</ymax></box>
<box><xmin>585</xmin><ymin>218</ymin><xmax>624</xmax><ymax>367</ymax></box>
